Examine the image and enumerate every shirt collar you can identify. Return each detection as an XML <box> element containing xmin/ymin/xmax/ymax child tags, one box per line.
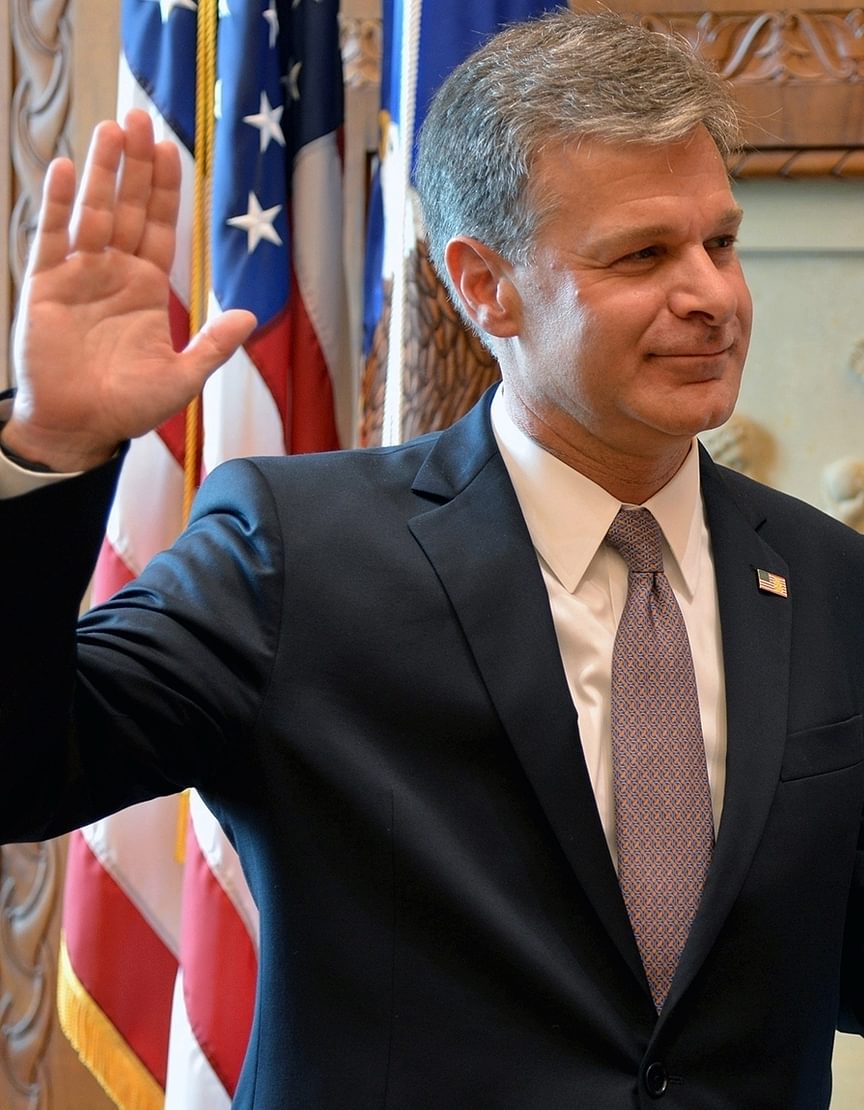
<box><xmin>490</xmin><ymin>385</ymin><xmax>704</xmax><ymax>596</ymax></box>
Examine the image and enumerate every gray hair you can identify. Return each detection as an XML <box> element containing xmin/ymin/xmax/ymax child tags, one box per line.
<box><xmin>415</xmin><ymin>9</ymin><xmax>742</xmax><ymax>296</ymax></box>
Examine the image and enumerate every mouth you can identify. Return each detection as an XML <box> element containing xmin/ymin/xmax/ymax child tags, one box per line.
<box><xmin>646</xmin><ymin>343</ymin><xmax>741</xmax><ymax>386</ymax></box>
<box><xmin>651</xmin><ymin>343</ymin><xmax>733</xmax><ymax>359</ymax></box>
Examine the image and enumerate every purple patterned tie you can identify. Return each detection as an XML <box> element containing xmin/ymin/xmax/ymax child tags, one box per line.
<box><xmin>606</xmin><ymin>507</ymin><xmax>714</xmax><ymax>1011</ymax></box>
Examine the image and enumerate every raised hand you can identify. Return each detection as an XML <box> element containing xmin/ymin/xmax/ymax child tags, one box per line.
<box><xmin>3</xmin><ymin>109</ymin><xmax>256</xmax><ymax>472</ymax></box>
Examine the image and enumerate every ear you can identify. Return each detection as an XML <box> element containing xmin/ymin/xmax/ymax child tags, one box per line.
<box><xmin>444</xmin><ymin>236</ymin><xmax>521</xmax><ymax>338</ymax></box>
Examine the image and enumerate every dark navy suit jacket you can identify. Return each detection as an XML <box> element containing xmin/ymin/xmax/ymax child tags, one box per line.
<box><xmin>3</xmin><ymin>390</ymin><xmax>863</xmax><ymax>1108</ymax></box>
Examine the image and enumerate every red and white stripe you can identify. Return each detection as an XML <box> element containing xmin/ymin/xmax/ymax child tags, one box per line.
<box><xmin>60</xmin><ymin>27</ymin><xmax>351</xmax><ymax>1106</ymax></box>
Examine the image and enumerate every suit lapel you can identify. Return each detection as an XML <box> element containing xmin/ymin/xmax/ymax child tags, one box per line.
<box><xmin>408</xmin><ymin>395</ymin><xmax>645</xmax><ymax>984</ymax></box>
<box><xmin>407</xmin><ymin>408</ymin><xmax>794</xmax><ymax>1004</ymax></box>
<box><xmin>666</xmin><ymin>449</ymin><xmax>793</xmax><ymax>1009</ymax></box>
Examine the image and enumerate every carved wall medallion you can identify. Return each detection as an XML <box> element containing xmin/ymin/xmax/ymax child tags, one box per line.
<box><xmin>822</xmin><ymin>456</ymin><xmax>864</xmax><ymax>530</ymax></box>
<box><xmin>699</xmin><ymin>413</ymin><xmax>774</xmax><ymax>483</ymax></box>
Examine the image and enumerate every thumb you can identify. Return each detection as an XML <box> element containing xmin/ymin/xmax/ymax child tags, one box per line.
<box><xmin>180</xmin><ymin>308</ymin><xmax>258</xmax><ymax>387</ymax></box>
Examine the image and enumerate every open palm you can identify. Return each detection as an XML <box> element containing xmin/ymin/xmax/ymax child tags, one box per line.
<box><xmin>7</xmin><ymin>109</ymin><xmax>255</xmax><ymax>471</ymax></box>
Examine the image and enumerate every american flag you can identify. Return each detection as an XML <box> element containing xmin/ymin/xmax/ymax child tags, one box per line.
<box><xmin>756</xmin><ymin>568</ymin><xmax>789</xmax><ymax>598</ymax></box>
<box><xmin>57</xmin><ymin>2</ymin><xmax>350</xmax><ymax>1107</ymax></box>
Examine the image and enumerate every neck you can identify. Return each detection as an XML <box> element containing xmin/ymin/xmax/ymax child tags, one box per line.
<box><xmin>508</xmin><ymin>405</ymin><xmax>692</xmax><ymax>505</ymax></box>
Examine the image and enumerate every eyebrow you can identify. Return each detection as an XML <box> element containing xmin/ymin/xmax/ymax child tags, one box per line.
<box><xmin>592</xmin><ymin>206</ymin><xmax>745</xmax><ymax>255</ymax></box>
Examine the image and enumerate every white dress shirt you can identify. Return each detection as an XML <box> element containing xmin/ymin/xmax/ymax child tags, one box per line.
<box><xmin>490</xmin><ymin>385</ymin><xmax>727</xmax><ymax>865</ymax></box>
<box><xmin>0</xmin><ymin>451</ymin><xmax>78</xmax><ymax>496</ymax></box>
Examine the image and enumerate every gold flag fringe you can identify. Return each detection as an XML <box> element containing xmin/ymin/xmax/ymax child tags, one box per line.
<box><xmin>57</xmin><ymin>934</ymin><xmax>165</xmax><ymax>1110</ymax></box>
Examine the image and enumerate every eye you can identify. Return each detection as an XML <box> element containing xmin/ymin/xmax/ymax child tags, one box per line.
<box><xmin>707</xmin><ymin>234</ymin><xmax>739</xmax><ymax>251</ymax></box>
<box><xmin>618</xmin><ymin>245</ymin><xmax>661</xmax><ymax>264</ymax></box>
<box><xmin>628</xmin><ymin>246</ymin><xmax>658</xmax><ymax>260</ymax></box>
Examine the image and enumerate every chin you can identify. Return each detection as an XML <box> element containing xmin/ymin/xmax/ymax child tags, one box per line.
<box><xmin>697</xmin><ymin>400</ymin><xmax>740</xmax><ymax>434</ymax></box>
<box><xmin>660</xmin><ymin>388</ymin><xmax>740</xmax><ymax>438</ymax></box>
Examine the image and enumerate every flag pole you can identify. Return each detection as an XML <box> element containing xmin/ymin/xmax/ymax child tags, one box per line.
<box><xmin>177</xmin><ymin>0</ymin><xmax>218</xmax><ymax>866</ymax></box>
<box><xmin>184</xmin><ymin>0</ymin><xmax>218</xmax><ymax>525</ymax></box>
<box><xmin>381</xmin><ymin>0</ymin><xmax>421</xmax><ymax>447</ymax></box>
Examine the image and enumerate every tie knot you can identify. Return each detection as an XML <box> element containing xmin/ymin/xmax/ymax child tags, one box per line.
<box><xmin>606</xmin><ymin>507</ymin><xmax>664</xmax><ymax>574</ymax></box>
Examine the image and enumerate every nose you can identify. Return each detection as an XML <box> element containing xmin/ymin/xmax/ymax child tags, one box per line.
<box><xmin>666</xmin><ymin>246</ymin><xmax>740</xmax><ymax>326</ymax></box>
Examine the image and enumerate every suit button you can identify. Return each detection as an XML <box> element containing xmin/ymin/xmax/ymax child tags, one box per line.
<box><xmin>644</xmin><ymin>1062</ymin><xmax>668</xmax><ymax>1098</ymax></box>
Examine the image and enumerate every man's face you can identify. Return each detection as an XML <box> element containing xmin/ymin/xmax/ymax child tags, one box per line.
<box><xmin>500</xmin><ymin>127</ymin><xmax>752</xmax><ymax>472</ymax></box>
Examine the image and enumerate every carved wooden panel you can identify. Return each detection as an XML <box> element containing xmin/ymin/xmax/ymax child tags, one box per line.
<box><xmin>578</xmin><ymin>1</ymin><xmax>864</xmax><ymax>176</ymax></box>
<box><xmin>8</xmin><ymin>0</ymin><xmax>72</xmax><ymax>294</ymax></box>
<box><xmin>1</xmin><ymin>841</ymin><xmax>60</xmax><ymax>1109</ymax></box>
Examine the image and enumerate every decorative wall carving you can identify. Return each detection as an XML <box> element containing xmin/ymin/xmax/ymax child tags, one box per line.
<box><xmin>592</xmin><ymin>2</ymin><xmax>864</xmax><ymax>175</ymax></box>
<box><xmin>2</xmin><ymin>3</ymin><xmax>72</xmax><ymax>1106</ymax></box>
<box><xmin>0</xmin><ymin>841</ymin><xmax>61</xmax><ymax>1109</ymax></box>
<box><xmin>699</xmin><ymin>413</ymin><xmax>774</xmax><ymax>482</ymax></box>
<box><xmin>822</xmin><ymin>456</ymin><xmax>864</xmax><ymax>530</ymax></box>
<box><xmin>728</xmin><ymin>146</ymin><xmax>864</xmax><ymax>176</ymax></box>
<box><xmin>8</xmin><ymin>0</ymin><xmax>72</xmax><ymax>293</ymax></box>
<box><xmin>651</xmin><ymin>9</ymin><xmax>864</xmax><ymax>84</ymax></box>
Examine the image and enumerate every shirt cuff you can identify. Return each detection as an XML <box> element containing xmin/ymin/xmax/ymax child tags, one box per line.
<box><xmin>0</xmin><ymin>389</ymin><xmax>82</xmax><ymax>497</ymax></box>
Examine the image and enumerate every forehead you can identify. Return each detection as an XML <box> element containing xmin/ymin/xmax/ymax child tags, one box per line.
<box><xmin>531</xmin><ymin>127</ymin><xmax>738</xmax><ymax>240</ymax></box>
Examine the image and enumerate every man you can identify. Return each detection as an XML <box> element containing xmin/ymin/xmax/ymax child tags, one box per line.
<box><xmin>1</xmin><ymin>10</ymin><xmax>862</xmax><ymax>1108</ymax></box>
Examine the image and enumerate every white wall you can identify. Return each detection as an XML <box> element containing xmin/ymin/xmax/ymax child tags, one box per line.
<box><xmin>714</xmin><ymin>176</ymin><xmax>864</xmax><ymax>532</ymax></box>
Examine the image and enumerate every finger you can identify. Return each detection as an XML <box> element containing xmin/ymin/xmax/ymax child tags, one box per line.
<box><xmin>136</xmin><ymin>138</ymin><xmax>182</xmax><ymax>275</ymax></box>
<box><xmin>110</xmin><ymin>109</ymin><xmax>157</xmax><ymax>255</ymax></box>
<box><xmin>26</xmin><ymin>157</ymin><xmax>76</xmax><ymax>275</ymax></box>
<box><xmin>69</xmin><ymin>119</ymin><xmax>125</xmax><ymax>253</ymax></box>
<box><xmin>178</xmin><ymin>309</ymin><xmax>258</xmax><ymax>389</ymax></box>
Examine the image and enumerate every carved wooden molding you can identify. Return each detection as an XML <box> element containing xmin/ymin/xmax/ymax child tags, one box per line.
<box><xmin>822</xmin><ymin>456</ymin><xmax>864</xmax><ymax>529</ymax></box>
<box><xmin>728</xmin><ymin>145</ymin><xmax>864</xmax><ymax>175</ymax></box>
<box><xmin>8</xmin><ymin>0</ymin><xmax>72</xmax><ymax>294</ymax></box>
<box><xmin>0</xmin><ymin>841</ymin><xmax>60</xmax><ymax>1108</ymax></box>
<box><xmin>699</xmin><ymin>413</ymin><xmax>775</xmax><ymax>483</ymax></box>
<box><xmin>648</xmin><ymin>8</ymin><xmax>864</xmax><ymax>84</ymax></box>
<box><xmin>588</xmin><ymin>3</ymin><xmax>864</xmax><ymax>176</ymax></box>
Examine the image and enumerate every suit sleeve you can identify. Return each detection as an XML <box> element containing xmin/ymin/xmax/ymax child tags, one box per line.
<box><xmin>0</xmin><ymin>456</ymin><xmax>286</xmax><ymax>843</ymax></box>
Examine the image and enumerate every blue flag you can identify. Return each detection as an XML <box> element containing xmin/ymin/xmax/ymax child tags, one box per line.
<box><xmin>364</xmin><ymin>0</ymin><xmax>560</xmax><ymax>369</ymax></box>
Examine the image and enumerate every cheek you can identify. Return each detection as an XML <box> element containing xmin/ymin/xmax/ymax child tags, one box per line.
<box><xmin>543</xmin><ymin>289</ymin><xmax>589</xmax><ymax>345</ymax></box>
<box><xmin>592</xmin><ymin>289</ymin><xmax>661</xmax><ymax>357</ymax></box>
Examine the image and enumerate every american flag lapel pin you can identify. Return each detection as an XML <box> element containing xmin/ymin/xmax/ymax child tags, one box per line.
<box><xmin>756</xmin><ymin>568</ymin><xmax>788</xmax><ymax>598</ymax></box>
